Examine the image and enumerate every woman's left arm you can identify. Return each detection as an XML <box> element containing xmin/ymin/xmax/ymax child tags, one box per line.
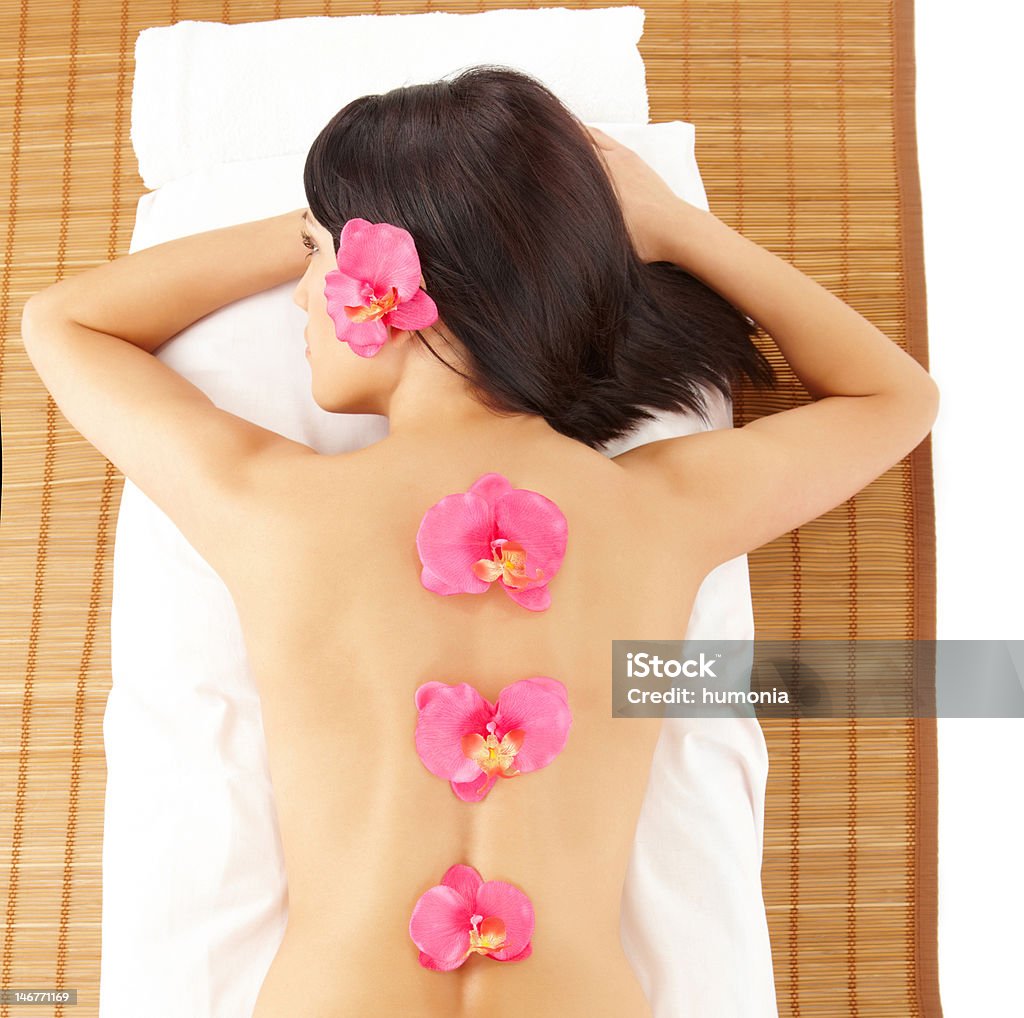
<box><xmin>20</xmin><ymin>209</ymin><xmax>317</xmax><ymax>580</ymax></box>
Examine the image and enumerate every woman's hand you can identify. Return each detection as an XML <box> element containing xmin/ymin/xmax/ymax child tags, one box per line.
<box><xmin>583</xmin><ymin>125</ymin><xmax>702</xmax><ymax>264</ymax></box>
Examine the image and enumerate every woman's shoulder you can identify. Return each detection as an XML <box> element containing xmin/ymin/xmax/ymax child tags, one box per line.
<box><xmin>252</xmin><ymin>430</ymin><xmax>686</xmax><ymax>541</ymax></box>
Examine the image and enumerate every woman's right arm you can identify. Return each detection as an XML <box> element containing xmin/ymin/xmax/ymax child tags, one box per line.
<box><xmin>586</xmin><ymin>126</ymin><xmax>939</xmax><ymax>571</ymax></box>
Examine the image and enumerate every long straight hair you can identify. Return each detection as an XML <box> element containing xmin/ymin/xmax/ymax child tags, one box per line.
<box><xmin>303</xmin><ymin>65</ymin><xmax>776</xmax><ymax>449</ymax></box>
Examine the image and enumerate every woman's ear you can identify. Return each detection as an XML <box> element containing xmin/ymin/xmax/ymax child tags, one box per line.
<box><xmin>389</xmin><ymin>323</ymin><xmax>433</xmax><ymax>346</ymax></box>
<box><xmin>383</xmin><ymin>325</ymin><xmax>428</xmax><ymax>358</ymax></box>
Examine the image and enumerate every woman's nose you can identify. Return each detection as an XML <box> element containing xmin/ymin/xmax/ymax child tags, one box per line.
<box><xmin>292</xmin><ymin>278</ymin><xmax>307</xmax><ymax>311</ymax></box>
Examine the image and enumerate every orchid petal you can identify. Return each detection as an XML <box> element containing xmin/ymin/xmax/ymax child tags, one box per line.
<box><xmin>512</xmin><ymin>676</ymin><xmax>570</xmax><ymax>705</ymax></box>
<box><xmin>416</xmin><ymin>492</ymin><xmax>495</xmax><ymax>595</ymax></box>
<box><xmin>439</xmin><ymin>863</ymin><xmax>485</xmax><ymax>905</ymax></box>
<box><xmin>322</xmin><ymin>267</ymin><xmax>366</xmax><ymax>309</ymax></box>
<box><xmin>338</xmin><ymin>218</ymin><xmax>423</xmax><ymax>301</ymax></box>
<box><xmin>499</xmin><ymin>728</ymin><xmax>526</xmax><ymax>759</ymax></box>
<box><xmin>414</xmin><ymin>683</ymin><xmax>494</xmax><ymax>782</ymax></box>
<box><xmin>503</xmin><ymin>583</ymin><xmax>552</xmax><ymax>612</ymax></box>
<box><xmin>386</xmin><ymin>287</ymin><xmax>439</xmax><ymax>331</ymax></box>
<box><xmin>492</xmin><ymin>939</ymin><xmax>533</xmax><ymax>963</ymax></box>
<box><xmin>414</xmin><ymin>681</ymin><xmax>451</xmax><ymax>712</ymax></box>
<box><xmin>409</xmin><ymin>885</ymin><xmax>473</xmax><ymax>965</ymax></box>
<box><xmin>493</xmin><ymin>679</ymin><xmax>572</xmax><ymax>773</ymax></box>
<box><xmin>461</xmin><ymin>732</ymin><xmax>487</xmax><ymax>759</ymax></box>
<box><xmin>418</xmin><ymin>948</ymin><xmax>467</xmax><ymax>971</ymax></box>
<box><xmin>474</xmin><ymin>881</ymin><xmax>535</xmax><ymax>958</ymax></box>
<box><xmin>492</xmin><ymin>488</ymin><xmax>568</xmax><ymax>585</ymax></box>
<box><xmin>471</xmin><ymin>559</ymin><xmax>504</xmax><ymax>583</ymax></box>
<box><xmin>344</xmin><ymin>322</ymin><xmax>390</xmax><ymax>358</ymax></box>
<box><xmin>451</xmin><ymin>771</ymin><xmax>494</xmax><ymax>802</ymax></box>
<box><xmin>419</xmin><ymin>564</ymin><xmax>469</xmax><ymax>597</ymax></box>
<box><xmin>468</xmin><ymin>473</ymin><xmax>515</xmax><ymax>508</ymax></box>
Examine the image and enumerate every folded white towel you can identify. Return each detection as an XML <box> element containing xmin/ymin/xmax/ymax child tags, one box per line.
<box><xmin>130</xmin><ymin>7</ymin><xmax>651</xmax><ymax>189</ymax></box>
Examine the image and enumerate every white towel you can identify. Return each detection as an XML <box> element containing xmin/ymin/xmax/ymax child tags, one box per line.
<box><xmin>130</xmin><ymin>7</ymin><xmax>651</xmax><ymax>189</ymax></box>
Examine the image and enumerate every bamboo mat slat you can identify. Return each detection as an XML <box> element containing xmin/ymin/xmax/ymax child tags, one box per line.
<box><xmin>0</xmin><ymin>2</ymin><xmax>939</xmax><ymax>1016</ymax></box>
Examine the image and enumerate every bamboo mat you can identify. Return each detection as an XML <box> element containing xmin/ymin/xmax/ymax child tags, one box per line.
<box><xmin>0</xmin><ymin>1</ymin><xmax>939</xmax><ymax>1015</ymax></box>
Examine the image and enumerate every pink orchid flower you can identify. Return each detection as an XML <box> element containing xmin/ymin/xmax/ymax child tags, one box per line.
<box><xmin>323</xmin><ymin>217</ymin><xmax>439</xmax><ymax>358</ymax></box>
<box><xmin>415</xmin><ymin>472</ymin><xmax>568</xmax><ymax>612</ymax></box>
<box><xmin>409</xmin><ymin>863</ymin><xmax>535</xmax><ymax>971</ymax></box>
<box><xmin>414</xmin><ymin>677</ymin><xmax>572</xmax><ymax>802</ymax></box>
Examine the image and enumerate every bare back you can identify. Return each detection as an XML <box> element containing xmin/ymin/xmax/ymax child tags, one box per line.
<box><xmin>236</xmin><ymin>431</ymin><xmax>707</xmax><ymax>1018</ymax></box>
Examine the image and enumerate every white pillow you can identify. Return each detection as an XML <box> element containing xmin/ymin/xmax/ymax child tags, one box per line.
<box><xmin>101</xmin><ymin>122</ymin><xmax>777</xmax><ymax>1018</ymax></box>
<box><xmin>130</xmin><ymin>7</ymin><xmax>651</xmax><ymax>188</ymax></box>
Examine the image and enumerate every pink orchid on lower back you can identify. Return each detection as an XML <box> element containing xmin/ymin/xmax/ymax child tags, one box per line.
<box><xmin>410</xmin><ymin>864</ymin><xmax>535</xmax><ymax>971</ymax></box>
<box><xmin>415</xmin><ymin>472</ymin><xmax>568</xmax><ymax>612</ymax></box>
<box><xmin>414</xmin><ymin>677</ymin><xmax>572</xmax><ymax>802</ymax></box>
<box><xmin>323</xmin><ymin>217</ymin><xmax>439</xmax><ymax>358</ymax></box>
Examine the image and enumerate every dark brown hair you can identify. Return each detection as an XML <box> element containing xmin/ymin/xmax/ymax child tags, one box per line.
<box><xmin>303</xmin><ymin>64</ymin><xmax>776</xmax><ymax>449</ymax></box>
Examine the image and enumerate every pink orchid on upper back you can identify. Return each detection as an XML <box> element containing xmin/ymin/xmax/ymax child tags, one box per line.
<box><xmin>323</xmin><ymin>217</ymin><xmax>439</xmax><ymax>358</ymax></box>
<box><xmin>415</xmin><ymin>473</ymin><xmax>568</xmax><ymax>612</ymax></box>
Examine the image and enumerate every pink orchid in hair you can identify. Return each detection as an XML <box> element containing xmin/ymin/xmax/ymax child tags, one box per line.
<box><xmin>415</xmin><ymin>473</ymin><xmax>568</xmax><ymax>611</ymax></box>
<box><xmin>409</xmin><ymin>864</ymin><xmax>535</xmax><ymax>971</ymax></box>
<box><xmin>414</xmin><ymin>677</ymin><xmax>572</xmax><ymax>802</ymax></box>
<box><xmin>323</xmin><ymin>217</ymin><xmax>439</xmax><ymax>357</ymax></box>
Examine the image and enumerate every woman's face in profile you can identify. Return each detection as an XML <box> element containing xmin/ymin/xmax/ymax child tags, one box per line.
<box><xmin>292</xmin><ymin>208</ymin><xmax>399</xmax><ymax>414</ymax></box>
<box><xmin>293</xmin><ymin>208</ymin><xmax>342</xmax><ymax>362</ymax></box>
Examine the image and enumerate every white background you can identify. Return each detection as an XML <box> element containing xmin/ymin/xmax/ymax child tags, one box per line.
<box><xmin>916</xmin><ymin>2</ymin><xmax>1024</xmax><ymax>1014</ymax></box>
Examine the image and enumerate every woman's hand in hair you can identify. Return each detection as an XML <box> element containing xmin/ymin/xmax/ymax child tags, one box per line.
<box><xmin>583</xmin><ymin>125</ymin><xmax>702</xmax><ymax>264</ymax></box>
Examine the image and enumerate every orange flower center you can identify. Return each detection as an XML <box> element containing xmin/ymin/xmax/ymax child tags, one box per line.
<box><xmin>467</xmin><ymin>914</ymin><xmax>507</xmax><ymax>954</ymax></box>
<box><xmin>471</xmin><ymin>539</ymin><xmax>545</xmax><ymax>590</ymax></box>
<box><xmin>344</xmin><ymin>285</ymin><xmax>399</xmax><ymax>323</ymax></box>
<box><xmin>462</xmin><ymin>723</ymin><xmax>525</xmax><ymax>778</ymax></box>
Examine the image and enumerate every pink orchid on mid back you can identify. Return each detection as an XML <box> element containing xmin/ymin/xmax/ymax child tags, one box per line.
<box><xmin>415</xmin><ymin>473</ymin><xmax>568</xmax><ymax>612</ymax></box>
<box><xmin>323</xmin><ymin>217</ymin><xmax>439</xmax><ymax>358</ymax></box>
<box><xmin>409</xmin><ymin>864</ymin><xmax>535</xmax><ymax>971</ymax></box>
<box><xmin>414</xmin><ymin>677</ymin><xmax>572</xmax><ymax>802</ymax></box>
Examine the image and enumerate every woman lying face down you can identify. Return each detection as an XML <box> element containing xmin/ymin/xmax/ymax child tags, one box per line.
<box><xmin>22</xmin><ymin>61</ymin><xmax>937</xmax><ymax>1018</ymax></box>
